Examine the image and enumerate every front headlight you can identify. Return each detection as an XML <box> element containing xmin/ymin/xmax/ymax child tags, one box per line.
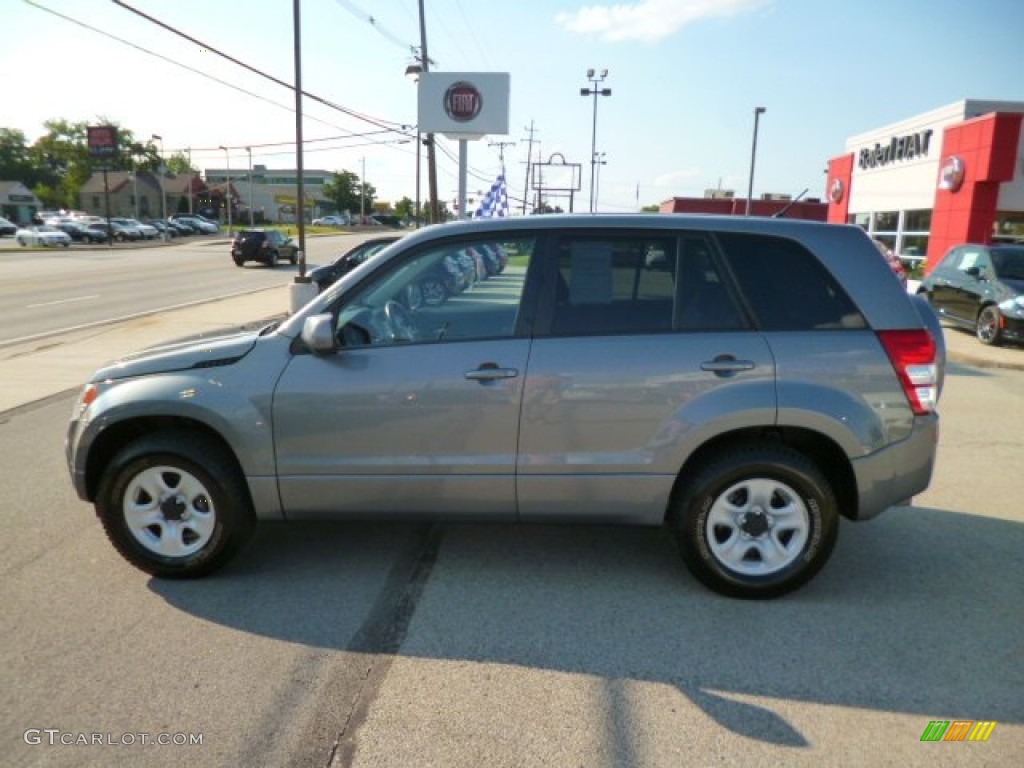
<box><xmin>997</xmin><ymin>295</ymin><xmax>1024</xmax><ymax>314</ymax></box>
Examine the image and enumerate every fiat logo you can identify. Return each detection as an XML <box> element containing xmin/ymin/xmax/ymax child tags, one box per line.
<box><xmin>938</xmin><ymin>156</ymin><xmax>965</xmax><ymax>192</ymax></box>
<box><xmin>829</xmin><ymin>178</ymin><xmax>844</xmax><ymax>204</ymax></box>
<box><xmin>444</xmin><ymin>81</ymin><xmax>482</xmax><ymax>123</ymax></box>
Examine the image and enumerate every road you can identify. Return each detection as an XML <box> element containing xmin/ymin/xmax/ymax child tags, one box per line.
<box><xmin>0</xmin><ymin>234</ymin><xmax>358</xmax><ymax>346</ymax></box>
<box><xmin>1</xmin><ymin>359</ymin><xmax>1021</xmax><ymax>767</ymax></box>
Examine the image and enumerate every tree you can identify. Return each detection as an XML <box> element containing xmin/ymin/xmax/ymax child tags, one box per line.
<box><xmin>641</xmin><ymin>204</ymin><xmax>660</xmax><ymax>212</ymax></box>
<box><xmin>393</xmin><ymin>196</ymin><xmax>415</xmax><ymax>221</ymax></box>
<box><xmin>25</xmin><ymin>117</ymin><xmax>157</xmax><ymax>209</ymax></box>
<box><xmin>323</xmin><ymin>169</ymin><xmax>377</xmax><ymax>218</ymax></box>
<box><xmin>165</xmin><ymin>153</ymin><xmax>196</xmax><ymax>176</ymax></box>
<box><xmin>0</xmin><ymin>128</ymin><xmax>46</xmax><ymax>187</ymax></box>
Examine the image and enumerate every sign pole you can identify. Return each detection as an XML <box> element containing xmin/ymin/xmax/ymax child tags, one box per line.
<box><xmin>458</xmin><ymin>139</ymin><xmax>469</xmax><ymax>220</ymax></box>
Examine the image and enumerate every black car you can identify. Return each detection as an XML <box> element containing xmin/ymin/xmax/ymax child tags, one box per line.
<box><xmin>0</xmin><ymin>216</ymin><xmax>17</xmax><ymax>236</ymax></box>
<box><xmin>307</xmin><ymin>236</ymin><xmax>400</xmax><ymax>290</ymax></box>
<box><xmin>55</xmin><ymin>221</ymin><xmax>108</xmax><ymax>243</ymax></box>
<box><xmin>920</xmin><ymin>243</ymin><xmax>1024</xmax><ymax>345</ymax></box>
<box><xmin>231</xmin><ymin>228</ymin><xmax>299</xmax><ymax>267</ymax></box>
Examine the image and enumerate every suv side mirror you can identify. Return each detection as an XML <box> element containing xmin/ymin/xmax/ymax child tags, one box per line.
<box><xmin>964</xmin><ymin>266</ymin><xmax>983</xmax><ymax>279</ymax></box>
<box><xmin>301</xmin><ymin>313</ymin><xmax>337</xmax><ymax>354</ymax></box>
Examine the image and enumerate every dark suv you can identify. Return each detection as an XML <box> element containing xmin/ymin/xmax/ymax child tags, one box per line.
<box><xmin>231</xmin><ymin>229</ymin><xmax>299</xmax><ymax>267</ymax></box>
<box><xmin>919</xmin><ymin>243</ymin><xmax>1024</xmax><ymax>345</ymax></box>
<box><xmin>68</xmin><ymin>215</ymin><xmax>945</xmax><ymax>598</ymax></box>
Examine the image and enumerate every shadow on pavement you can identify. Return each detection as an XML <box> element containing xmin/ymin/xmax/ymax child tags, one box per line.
<box><xmin>148</xmin><ymin>504</ymin><xmax>1023</xmax><ymax>746</ymax></box>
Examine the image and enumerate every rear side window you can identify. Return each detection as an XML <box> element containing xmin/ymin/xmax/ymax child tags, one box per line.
<box><xmin>549</xmin><ymin>234</ymin><xmax>677</xmax><ymax>335</ymax></box>
<box><xmin>716</xmin><ymin>232</ymin><xmax>866</xmax><ymax>331</ymax></box>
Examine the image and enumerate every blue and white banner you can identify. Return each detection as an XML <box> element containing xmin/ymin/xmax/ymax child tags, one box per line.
<box><xmin>474</xmin><ymin>174</ymin><xmax>509</xmax><ymax>218</ymax></box>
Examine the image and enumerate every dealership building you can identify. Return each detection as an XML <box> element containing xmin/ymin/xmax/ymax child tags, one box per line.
<box><xmin>827</xmin><ymin>99</ymin><xmax>1024</xmax><ymax>270</ymax></box>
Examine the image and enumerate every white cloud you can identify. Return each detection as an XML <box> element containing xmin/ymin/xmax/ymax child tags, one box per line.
<box><xmin>556</xmin><ymin>0</ymin><xmax>773</xmax><ymax>43</ymax></box>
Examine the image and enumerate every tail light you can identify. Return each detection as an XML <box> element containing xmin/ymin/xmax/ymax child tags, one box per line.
<box><xmin>877</xmin><ymin>329</ymin><xmax>938</xmax><ymax>415</ymax></box>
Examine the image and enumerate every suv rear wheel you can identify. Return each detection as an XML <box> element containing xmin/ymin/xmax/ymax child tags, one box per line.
<box><xmin>672</xmin><ymin>443</ymin><xmax>839</xmax><ymax>599</ymax></box>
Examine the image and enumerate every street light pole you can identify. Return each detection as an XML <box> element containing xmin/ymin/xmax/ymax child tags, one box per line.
<box><xmin>219</xmin><ymin>145</ymin><xmax>232</xmax><ymax>235</ymax></box>
<box><xmin>152</xmin><ymin>134</ymin><xmax>167</xmax><ymax>239</ymax></box>
<box><xmin>405</xmin><ymin>57</ymin><xmax>423</xmax><ymax>229</ymax></box>
<box><xmin>580</xmin><ymin>68</ymin><xmax>611</xmax><ymax>214</ymax></box>
<box><xmin>245</xmin><ymin>146</ymin><xmax>254</xmax><ymax>226</ymax></box>
<box><xmin>746</xmin><ymin>106</ymin><xmax>766</xmax><ymax>217</ymax></box>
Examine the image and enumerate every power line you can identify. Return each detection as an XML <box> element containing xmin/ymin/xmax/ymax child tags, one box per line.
<box><xmin>111</xmin><ymin>0</ymin><xmax>409</xmax><ymax>135</ymax></box>
<box><xmin>24</xmin><ymin>0</ymin><xmax>410</xmax><ymax>146</ymax></box>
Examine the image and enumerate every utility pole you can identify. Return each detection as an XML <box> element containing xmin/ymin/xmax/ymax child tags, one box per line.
<box><xmin>489</xmin><ymin>140</ymin><xmax>516</xmax><ymax>172</ymax></box>
<box><xmin>417</xmin><ymin>0</ymin><xmax>439</xmax><ymax>224</ymax></box>
<box><xmin>521</xmin><ymin>121</ymin><xmax>537</xmax><ymax>215</ymax></box>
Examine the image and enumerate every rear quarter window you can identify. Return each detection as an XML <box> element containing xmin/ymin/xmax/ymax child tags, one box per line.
<box><xmin>716</xmin><ymin>232</ymin><xmax>866</xmax><ymax>331</ymax></box>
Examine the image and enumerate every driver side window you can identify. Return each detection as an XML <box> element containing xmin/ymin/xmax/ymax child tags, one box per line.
<box><xmin>335</xmin><ymin>237</ymin><xmax>535</xmax><ymax>347</ymax></box>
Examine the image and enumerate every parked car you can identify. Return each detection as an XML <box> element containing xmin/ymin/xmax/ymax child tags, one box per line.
<box><xmin>0</xmin><ymin>216</ymin><xmax>18</xmax><ymax>236</ymax></box>
<box><xmin>172</xmin><ymin>214</ymin><xmax>219</xmax><ymax>234</ymax></box>
<box><xmin>88</xmin><ymin>221</ymin><xmax>141</xmax><ymax>242</ymax></box>
<box><xmin>166</xmin><ymin>219</ymin><xmax>198</xmax><ymax>236</ymax></box>
<box><xmin>307</xmin><ymin>236</ymin><xmax>401</xmax><ymax>291</ymax></box>
<box><xmin>145</xmin><ymin>220</ymin><xmax>177</xmax><ymax>238</ymax></box>
<box><xmin>122</xmin><ymin>218</ymin><xmax>159</xmax><ymax>240</ymax></box>
<box><xmin>231</xmin><ymin>228</ymin><xmax>299</xmax><ymax>267</ymax></box>
<box><xmin>66</xmin><ymin>215</ymin><xmax>945</xmax><ymax>599</ymax></box>
<box><xmin>15</xmin><ymin>225</ymin><xmax>72</xmax><ymax>247</ymax></box>
<box><xmin>919</xmin><ymin>242</ymin><xmax>1024</xmax><ymax>345</ymax></box>
<box><xmin>53</xmin><ymin>220</ymin><xmax>108</xmax><ymax>243</ymax></box>
<box><xmin>312</xmin><ymin>214</ymin><xmax>350</xmax><ymax>227</ymax></box>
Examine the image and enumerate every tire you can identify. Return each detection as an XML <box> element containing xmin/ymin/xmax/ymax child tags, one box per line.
<box><xmin>95</xmin><ymin>431</ymin><xmax>255</xmax><ymax>578</ymax></box>
<box><xmin>671</xmin><ymin>443</ymin><xmax>839</xmax><ymax>599</ymax></box>
<box><xmin>976</xmin><ymin>305</ymin><xmax>1002</xmax><ymax>346</ymax></box>
<box><xmin>17</xmin><ymin>237</ymin><xmax>26</xmax><ymax>246</ymax></box>
<box><xmin>233</xmin><ymin>256</ymin><xmax>244</xmax><ymax>267</ymax></box>
<box><xmin>289</xmin><ymin>250</ymin><xmax>298</xmax><ymax>265</ymax></box>
<box><xmin>269</xmin><ymin>249</ymin><xmax>279</xmax><ymax>268</ymax></box>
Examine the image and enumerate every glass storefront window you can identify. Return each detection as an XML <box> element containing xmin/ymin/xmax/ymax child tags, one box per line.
<box><xmin>853</xmin><ymin>213</ymin><xmax>870</xmax><ymax>229</ymax></box>
<box><xmin>903</xmin><ymin>209</ymin><xmax>932</xmax><ymax>231</ymax></box>
<box><xmin>874</xmin><ymin>211</ymin><xmax>899</xmax><ymax>231</ymax></box>
<box><xmin>899</xmin><ymin>234</ymin><xmax>929</xmax><ymax>259</ymax></box>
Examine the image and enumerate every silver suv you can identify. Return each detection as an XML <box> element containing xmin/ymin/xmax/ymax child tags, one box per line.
<box><xmin>66</xmin><ymin>215</ymin><xmax>944</xmax><ymax>598</ymax></box>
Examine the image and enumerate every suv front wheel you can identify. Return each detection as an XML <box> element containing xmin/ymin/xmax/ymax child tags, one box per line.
<box><xmin>672</xmin><ymin>443</ymin><xmax>839</xmax><ymax>599</ymax></box>
<box><xmin>95</xmin><ymin>432</ymin><xmax>255</xmax><ymax>578</ymax></box>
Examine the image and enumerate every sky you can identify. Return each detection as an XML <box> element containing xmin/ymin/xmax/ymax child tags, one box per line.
<box><xmin>4</xmin><ymin>0</ymin><xmax>1024</xmax><ymax>214</ymax></box>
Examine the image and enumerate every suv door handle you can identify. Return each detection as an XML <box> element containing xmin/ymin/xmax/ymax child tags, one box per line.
<box><xmin>465</xmin><ymin>363</ymin><xmax>519</xmax><ymax>381</ymax></box>
<box><xmin>701</xmin><ymin>356</ymin><xmax>756</xmax><ymax>376</ymax></box>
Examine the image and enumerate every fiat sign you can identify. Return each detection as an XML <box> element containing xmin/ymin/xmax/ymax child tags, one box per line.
<box><xmin>445</xmin><ymin>82</ymin><xmax>482</xmax><ymax>122</ymax></box>
<box><xmin>419</xmin><ymin>72</ymin><xmax>510</xmax><ymax>137</ymax></box>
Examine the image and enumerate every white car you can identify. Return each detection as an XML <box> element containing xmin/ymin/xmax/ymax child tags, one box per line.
<box><xmin>172</xmin><ymin>215</ymin><xmax>219</xmax><ymax>234</ymax></box>
<box><xmin>123</xmin><ymin>218</ymin><xmax>159</xmax><ymax>239</ymax></box>
<box><xmin>313</xmin><ymin>214</ymin><xmax>349</xmax><ymax>227</ymax></box>
<box><xmin>15</xmin><ymin>225</ymin><xmax>72</xmax><ymax>247</ymax></box>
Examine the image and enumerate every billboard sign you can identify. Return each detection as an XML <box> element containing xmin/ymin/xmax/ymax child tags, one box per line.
<box><xmin>418</xmin><ymin>72</ymin><xmax>509</xmax><ymax>138</ymax></box>
<box><xmin>87</xmin><ymin>125</ymin><xmax>118</xmax><ymax>160</ymax></box>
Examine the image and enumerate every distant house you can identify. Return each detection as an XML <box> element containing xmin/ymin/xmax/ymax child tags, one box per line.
<box><xmin>0</xmin><ymin>181</ymin><xmax>44</xmax><ymax>224</ymax></box>
<box><xmin>79</xmin><ymin>171</ymin><xmax>206</xmax><ymax>219</ymax></box>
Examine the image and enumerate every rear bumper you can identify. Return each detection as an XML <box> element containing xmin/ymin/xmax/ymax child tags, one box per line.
<box><xmin>850</xmin><ymin>414</ymin><xmax>939</xmax><ymax>520</ymax></box>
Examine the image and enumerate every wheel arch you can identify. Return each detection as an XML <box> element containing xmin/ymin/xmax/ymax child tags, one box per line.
<box><xmin>667</xmin><ymin>426</ymin><xmax>858</xmax><ymax>523</ymax></box>
<box><xmin>84</xmin><ymin>416</ymin><xmax>248</xmax><ymax>505</ymax></box>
